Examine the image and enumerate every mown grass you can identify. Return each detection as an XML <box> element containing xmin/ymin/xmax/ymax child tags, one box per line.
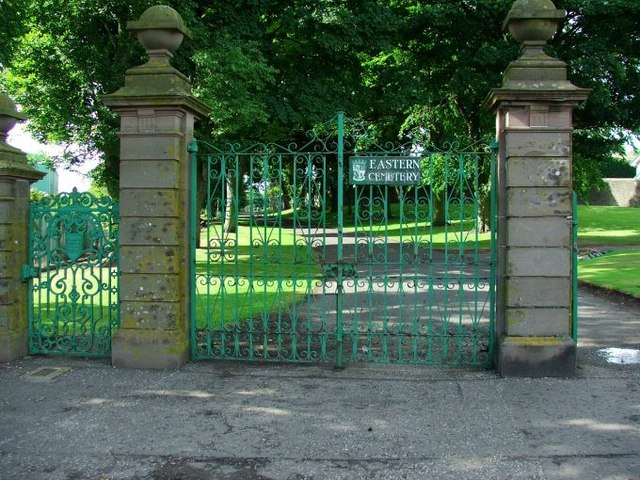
<box><xmin>37</xmin><ymin>204</ymin><xmax>637</xmax><ymax>337</ymax></box>
<box><xmin>577</xmin><ymin>206</ymin><xmax>640</xmax><ymax>298</ymax></box>
<box><xmin>253</xmin><ymin>202</ymin><xmax>492</xmax><ymax>248</ymax></box>
<box><xmin>195</xmin><ymin>225</ymin><xmax>321</xmax><ymax>329</ymax></box>
<box><xmin>578</xmin><ymin>249</ymin><xmax>640</xmax><ymax>297</ymax></box>
<box><xmin>30</xmin><ymin>266</ymin><xmax>118</xmax><ymax>352</ymax></box>
<box><xmin>577</xmin><ymin>205</ymin><xmax>640</xmax><ymax>246</ymax></box>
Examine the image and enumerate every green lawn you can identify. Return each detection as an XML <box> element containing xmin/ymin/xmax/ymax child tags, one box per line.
<box><xmin>196</xmin><ymin>225</ymin><xmax>321</xmax><ymax>330</ymax></box>
<box><xmin>30</xmin><ymin>266</ymin><xmax>118</xmax><ymax>354</ymax></box>
<box><xmin>577</xmin><ymin>205</ymin><xmax>640</xmax><ymax>246</ymax></box>
<box><xmin>269</xmin><ymin>203</ymin><xmax>492</xmax><ymax>248</ymax></box>
<box><xmin>31</xmin><ymin>204</ymin><xmax>639</xmax><ymax>337</ymax></box>
<box><xmin>577</xmin><ymin>206</ymin><xmax>640</xmax><ymax>298</ymax></box>
<box><xmin>578</xmin><ymin>249</ymin><xmax>640</xmax><ymax>297</ymax></box>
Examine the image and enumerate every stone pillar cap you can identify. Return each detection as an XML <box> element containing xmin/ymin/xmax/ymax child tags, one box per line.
<box><xmin>0</xmin><ymin>92</ymin><xmax>27</xmax><ymax>150</ymax></box>
<box><xmin>127</xmin><ymin>5</ymin><xmax>192</xmax><ymax>39</ymax></box>
<box><xmin>0</xmin><ymin>92</ymin><xmax>27</xmax><ymax>122</ymax></box>
<box><xmin>503</xmin><ymin>0</ymin><xmax>565</xmax><ymax>44</ymax></box>
<box><xmin>504</xmin><ymin>0</ymin><xmax>565</xmax><ymax>23</ymax></box>
<box><xmin>0</xmin><ymin>92</ymin><xmax>45</xmax><ymax>181</ymax></box>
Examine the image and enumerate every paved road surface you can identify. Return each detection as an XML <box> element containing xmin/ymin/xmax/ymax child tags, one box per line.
<box><xmin>0</xmin><ymin>287</ymin><xmax>638</xmax><ymax>480</ymax></box>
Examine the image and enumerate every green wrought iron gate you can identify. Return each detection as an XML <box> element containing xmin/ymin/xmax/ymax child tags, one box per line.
<box><xmin>24</xmin><ymin>188</ymin><xmax>119</xmax><ymax>356</ymax></box>
<box><xmin>190</xmin><ymin>113</ymin><xmax>496</xmax><ymax>366</ymax></box>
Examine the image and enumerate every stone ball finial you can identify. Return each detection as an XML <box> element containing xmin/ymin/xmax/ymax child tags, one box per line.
<box><xmin>0</xmin><ymin>92</ymin><xmax>26</xmax><ymax>143</ymax></box>
<box><xmin>504</xmin><ymin>0</ymin><xmax>566</xmax><ymax>45</ymax></box>
<box><xmin>127</xmin><ymin>5</ymin><xmax>192</xmax><ymax>58</ymax></box>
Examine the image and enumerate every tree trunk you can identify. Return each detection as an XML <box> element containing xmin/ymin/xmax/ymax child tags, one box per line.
<box><xmin>478</xmin><ymin>191</ymin><xmax>491</xmax><ymax>233</ymax></box>
<box><xmin>223</xmin><ymin>174</ymin><xmax>237</xmax><ymax>234</ymax></box>
<box><xmin>195</xmin><ymin>160</ymin><xmax>208</xmax><ymax>249</ymax></box>
<box><xmin>432</xmin><ymin>190</ymin><xmax>447</xmax><ymax>227</ymax></box>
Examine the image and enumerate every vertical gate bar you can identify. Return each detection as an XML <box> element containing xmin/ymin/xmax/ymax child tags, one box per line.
<box><xmin>233</xmin><ymin>153</ymin><xmax>241</xmax><ymax>358</ymax></box>
<box><xmin>456</xmin><ymin>153</ymin><xmax>465</xmax><ymax>362</ymax></box>
<box><xmin>382</xmin><ymin>185</ymin><xmax>390</xmax><ymax>363</ymax></box>
<box><xmin>427</xmin><ymin>153</ymin><xmax>435</xmax><ymax>363</ymax></box>
<box><xmin>472</xmin><ymin>153</ymin><xmax>481</xmax><ymax>362</ymax></box>
<box><xmin>441</xmin><ymin>152</ymin><xmax>450</xmax><ymax>362</ymax></box>
<box><xmin>216</xmin><ymin>154</ymin><xmax>222</xmax><ymax>357</ymax></box>
<box><xmin>303</xmin><ymin>153</ymin><xmax>312</xmax><ymax>360</ymax></box>
<box><xmin>489</xmin><ymin>141</ymin><xmax>498</xmax><ymax>361</ymax></box>
<box><xmin>365</xmin><ymin>184</ymin><xmax>373</xmax><ymax>360</ymax></box>
<box><xmin>46</xmin><ymin>213</ymin><xmax>53</xmax><ymax>351</ymax></box>
<box><xmin>208</xmin><ymin>154</ymin><xmax>215</xmax><ymax>356</ymax></box>
<box><xmin>351</xmin><ymin>186</ymin><xmax>360</xmax><ymax>361</ymax></box>
<box><xmin>277</xmin><ymin>153</ymin><xmax>284</xmax><ymax>358</ymax></box>
<box><xmin>261</xmin><ymin>154</ymin><xmax>270</xmax><ymax>359</ymax></box>
<box><xmin>248</xmin><ymin>154</ymin><xmax>256</xmax><ymax>360</ymax></box>
<box><xmin>220</xmin><ymin>155</ymin><xmax>228</xmax><ymax>356</ymax></box>
<box><xmin>572</xmin><ymin>191</ymin><xmax>578</xmax><ymax>343</ymax></box>
<box><xmin>397</xmin><ymin>187</ymin><xmax>404</xmax><ymax>363</ymax></box>
<box><xmin>189</xmin><ymin>139</ymin><xmax>198</xmax><ymax>360</ymax></box>
<box><xmin>319</xmin><ymin>154</ymin><xmax>326</xmax><ymax>360</ymax></box>
<box><xmin>27</xmin><ymin>201</ymin><xmax>36</xmax><ymax>353</ymax></box>
<box><xmin>335</xmin><ymin>111</ymin><xmax>345</xmax><ymax>368</ymax></box>
<box><xmin>291</xmin><ymin>153</ymin><xmax>299</xmax><ymax>361</ymax></box>
<box><xmin>411</xmin><ymin>184</ymin><xmax>420</xmax><ymax>363</ymax></box>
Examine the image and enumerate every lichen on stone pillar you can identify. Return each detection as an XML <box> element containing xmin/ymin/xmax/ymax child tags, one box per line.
<box><xmin>108</xmin><ymin>5</ymin><xmax>195</xmax><ymax>98</ymax></box>
<box><xmin>102</xmin><ymin>5</ymin><xmax>210</xmax><ymax>369</ymax></box>
<box><xmin>0</xmin><ymin>93</ymin><xmax>44</xmax><ymax>361</ymax></box>
<box><xmin>485</xmin><ymin>0</ymin><xmax>590</xmax><ymax>377</ymax></box>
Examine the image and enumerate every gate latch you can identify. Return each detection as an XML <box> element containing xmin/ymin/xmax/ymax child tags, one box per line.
<box><xmin>21</xmin><ymin>265</ymin><xmax>39</xmax><ymax>282</ymax></box>
<box><xmin>323</xmin><ymin>261</ymin><xmax>357</xmax><ymax>280</ymax></box>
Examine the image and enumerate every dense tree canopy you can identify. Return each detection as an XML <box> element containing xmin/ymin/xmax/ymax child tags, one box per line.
<box><xmin>1</xmin><ymin>0</ymin><xmax>638</xmax><ymax>200</ymax></box>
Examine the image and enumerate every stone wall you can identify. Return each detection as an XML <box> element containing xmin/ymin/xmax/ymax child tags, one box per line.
<box><xmin>588</xmin><ymin>178</ymin><xmax>640</xmax><ymax>207</ymax></box>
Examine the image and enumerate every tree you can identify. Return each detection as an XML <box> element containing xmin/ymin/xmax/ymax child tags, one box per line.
<box><xmin>554</xmin><ymin>0</ymin><xmax>640</xmax><ymax>200</ymax></box>
<box><xmin>0</xmin><ymin>0</ymin><xmax>30</xmax><ymax>69</ymax></box>
<box><xmin>1</xmin><ymin>0</ymin><xmax>638</xmax><ymax>207</ymax></box>
<box><xmin>0</xmin><ymin>0</ymin><xmax>154</xmax><ymax>197</ymax></box>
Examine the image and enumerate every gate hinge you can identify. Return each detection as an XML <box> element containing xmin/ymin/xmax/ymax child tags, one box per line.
<box><xmin>21</xmin><ymin>265</ymin><xmax>38</xmax><ymax>282</ymax></box>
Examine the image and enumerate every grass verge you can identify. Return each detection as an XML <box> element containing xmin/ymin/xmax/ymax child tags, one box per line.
<box><xmin>576</xmin><ymin>206</ymin><xmax>640</xmax><ymax>298</ymax></box>
<box><xmin>577</xmin><ymin>205</ymin><xmax>640</xmax><ymax>246</ymax></box>
<box><xmin>578</xmin><ymin>249</ymin><xmax>640</xmax><ymax>298</ymax></box>
<box><xmin>196</xmin><ymin>225</ymin><xmax>321</xmax><ymax>329</ymax></box>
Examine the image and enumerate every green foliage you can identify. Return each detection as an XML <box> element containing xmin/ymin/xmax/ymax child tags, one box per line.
<box><xmin>573</xmin><ymin>153</ymin><xmax>605</xmax><ymax>203</ymax></box>
<box><xmin>26</xmin><ymin>153</ymin><xmax>54</xmax><ymax>170</ymax></box>
<box><xmin>554</xmin><ymin>0</ymin><xmax>640</xmax><ymax>193</ymax></box>
<box><xmin>29</xmin><ymin>188</ymin><xmax>46</xmax><ymax>202</ymax></box>
<box><xmin>0</xmin><ymin>0</ymin><xmax>150</xmax><ymax>197</ymax></box>
<box><xmin>599</xmin><ymin>157</ymin><xmax>636</xmax><ymax>178</ymax></box>
<box><xmin>556</xmin><ymin>0</ymin><xmax>640</xmax><ymax>133</ymax></box>
<box><xmin>0</xmin><ymin>0</ymin><xmax>29</xmax><ymax>68</ymax></box>
<box><xmin>191</xmin><ymin>34</ymin><xmax>275</xmax><ymax>140</ymax></box>
<box><xmin>1</xmin><ymin>0</ymin><xmax>638</xmax><ymax>199</ymax></box>
<box><xmin>572</xmin><ymin>129</ymin><xmax>628</xmax><ymax>200</ymax></box>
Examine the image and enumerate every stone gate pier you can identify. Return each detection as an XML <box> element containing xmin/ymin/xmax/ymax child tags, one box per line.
<box><xmin>486</xmin><ymin>0</ymin><xmax>590</xmax><ymax>376</ymax></box>
<box><xmin>103</xmin><ymin>5</ymin><xmax>210</xmax><ymax>368</ymax></box>
<box><xmin>0</xmin><ymin>93</ymin><xmax>44</xmax><ymax>361</ymax></box>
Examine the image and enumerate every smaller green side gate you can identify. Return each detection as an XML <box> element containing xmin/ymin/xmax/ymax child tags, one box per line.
<box><xmin>23</xmin><ymin>188</ymin><xmax>119</xmax><ymax>356</ymax></box>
